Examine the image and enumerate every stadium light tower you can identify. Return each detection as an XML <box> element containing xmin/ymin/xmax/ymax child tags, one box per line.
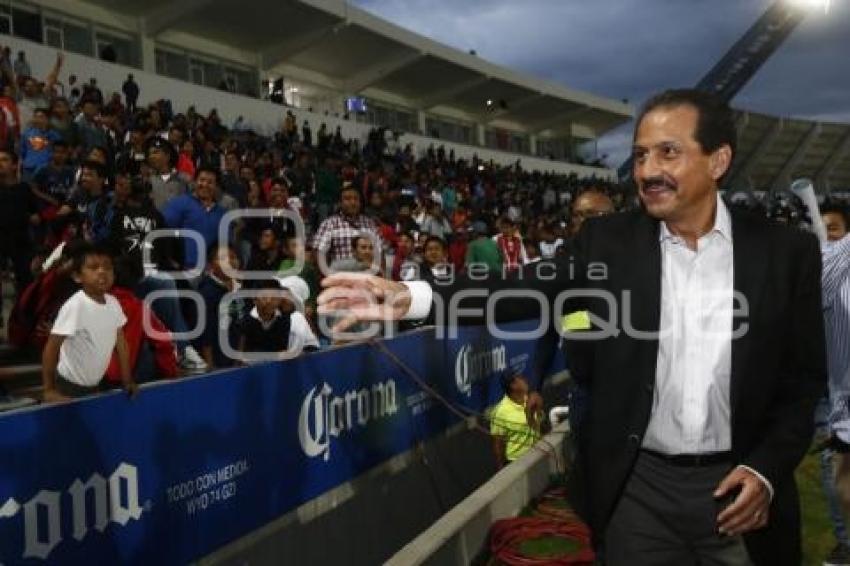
<box><xmin>618</xmin><ymin>0</ymin><xmax>825</xmax><ymax>181</ymax></box>
<box><xmin>786</xmin><ymin>0</ymin><xmax>831</xmax><ymax>13</ymax></box>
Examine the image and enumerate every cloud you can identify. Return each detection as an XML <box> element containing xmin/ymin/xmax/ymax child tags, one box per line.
<box><xmin>352</xmin><ymin>0</ymin><xmax>850</xmax><ymax>164</ymax></box>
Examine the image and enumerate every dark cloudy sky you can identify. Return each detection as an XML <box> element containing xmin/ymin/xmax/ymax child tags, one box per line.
<box><xmin>350</xmin><ymin>0</ymin><xmax>849</xmax><ymax>165</ymax></box>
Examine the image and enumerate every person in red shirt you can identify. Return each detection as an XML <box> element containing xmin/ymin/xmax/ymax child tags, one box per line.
<box><xmin>105</xmin><ymin>286</ymin><xmax>178</xmax><ymax>384</ymax></box>
<box><xmin>391</xmin><ymin>232</ymin><xmax>416</xmax><ymax>281</ymax></box>
<box><xmin>176</xmin><ymin>139</ymin><xmax>196</xmax><ymax>180</ymax></box>
<box><xmin>493</xmin><ymin>216</ymin><xmax>525</xmax><ymax>272</ymax></box>
<box><xmin>448</xmin><ymin>224</ymin><xmax>470</xmax><ymax>272</ymax></box>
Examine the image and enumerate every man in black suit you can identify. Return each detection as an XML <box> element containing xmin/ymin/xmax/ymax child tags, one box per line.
<box><xmin>317</xmin><ymin>89</ymin><xmax>826</xmax><ymax>565</ymax></box>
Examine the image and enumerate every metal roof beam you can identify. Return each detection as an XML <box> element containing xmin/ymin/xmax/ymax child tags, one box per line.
<box><xmin>340</xmin><ymin>50</ymin><xmax>425</xmax><ymax>94</ymax></box>
<box><xmin>728</xmin><ymin>118</ymin><xmax>783</xmax><ymax>190</ymax></box>
<box><xmin>413</xmin><ymin>75</ymin><xmax>489</xmax><ymax>110</ymax></box>
<box><xmin>815</xmin><ymin>128</ymin><xmax>850</xmax><ymax>193</ymax></box>
<box><xmin>142</xmin><ymin>0</ymin><xmax>216</xmax><ymax>36</ymax></box>
<box><xmin>771</xmin><ymin>122</ymin><xmax>821</xmax><ymax>191</ymax></box>
<box><xmin>260</xmin><ymin>21</ymin><xmax>349</xmax><ymax>70</ymax></box>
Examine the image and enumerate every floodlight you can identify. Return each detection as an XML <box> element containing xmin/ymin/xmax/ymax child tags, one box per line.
<box><xmin>786</xmin><ymin>0</ymin><xmax>831</xmax><ymax>13</ymax></box>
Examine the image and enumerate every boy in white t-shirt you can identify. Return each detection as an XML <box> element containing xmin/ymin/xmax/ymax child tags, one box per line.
<box><xmin>42</xmin><ymin>243</ymin><xmax>137</xmax><ymax>402</ymax></box>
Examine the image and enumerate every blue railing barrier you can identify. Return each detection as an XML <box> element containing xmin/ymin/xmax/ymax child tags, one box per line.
<box><xmin>0</xmin><ymin>320</ymin><xmax>565</xmax><ymax>565</ymax></box>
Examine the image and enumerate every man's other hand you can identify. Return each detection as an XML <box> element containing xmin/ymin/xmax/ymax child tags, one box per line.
<box><xmin>318</xmin><ymin>273</ymin><xmax>412</xmax><ymax>333</ymax></box>
<box><xmin>714</xmin><ymin>466</ymin><xmax>770</xmax><ymax>536</ymax></box>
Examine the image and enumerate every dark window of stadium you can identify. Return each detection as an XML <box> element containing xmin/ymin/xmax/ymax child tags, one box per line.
<box><xmin>11</xmin><ymin>5</ymin><xmax>41</xmax><ymax>44</ymax></box>
<box><xmin>96</xmin><ymin>31</ymin><xmax>138</xmax><ymax>67</ymax></box>
<box><xmin>0</xmin><ymin>6</ymin><xmax>10</xmax><ymax>35</ymax></box>
<box><xmin>155</xmin><ymin>48</ymin><xmax>189</xmax><ymax>81</ymax></box>
<box><xmin>43</xmin><ymin>15</ymin><xmax>93</xmax><ymax>57</ymax></box>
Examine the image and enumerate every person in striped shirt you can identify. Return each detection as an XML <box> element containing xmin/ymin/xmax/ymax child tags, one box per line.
<box><xmin>792</xmin><ymin>182</ymin><xmax>850</xmax><ymax>565</ymax></box>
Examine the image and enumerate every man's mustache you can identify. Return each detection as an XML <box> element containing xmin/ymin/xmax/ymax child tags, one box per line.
<box><xmin>640</xmin><ymin>176</ymin><xmax>678</xmax><ymax>191</ymax></box>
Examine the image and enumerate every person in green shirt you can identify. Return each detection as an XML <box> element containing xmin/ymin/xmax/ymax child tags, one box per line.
<box><xmin>490</xmin><ymin>373</ymin><xmax>542</xmax><ymax>468</ymax></box>
<box><xmin>464</xmin><ymin>221</ymin><xmax>502</xmax><ymax>273</ymax></box>
<box><xmin>279</xmin><ymin>235</ymin><xmax>320</xmax><ymax>315</ymax></box>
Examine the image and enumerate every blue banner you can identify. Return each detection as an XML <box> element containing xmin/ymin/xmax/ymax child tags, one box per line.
<box><xmin>0</xmin><ymin>321</ymin><xmax>562</xmax><ymax>565</ymax></box>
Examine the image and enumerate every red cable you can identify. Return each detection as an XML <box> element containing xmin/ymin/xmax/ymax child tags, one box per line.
<box><xmin>490</xmin><ymin>516</ymin><xmax>595</xmax><ymax>565</ymax></box>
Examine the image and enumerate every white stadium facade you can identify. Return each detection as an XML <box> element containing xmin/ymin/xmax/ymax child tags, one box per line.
<box><xmin>2</xmin><ymin>0</ymin><xmax>847</xmax><ymax>192</ymax></box>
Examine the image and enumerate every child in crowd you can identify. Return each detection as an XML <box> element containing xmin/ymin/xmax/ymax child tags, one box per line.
<box><xmin>41</xmin><ymin>242</ymin><xmax>137</xmax><ymax>402</ymax></box>
<box><xmin>238</xmin><ymin>279</ymin><xmax>291</xmax><ymax>361</ymax></box>
<box><xmin>490</xmin><ymin>373</ymin><xmax>542</xmax><ymax>468</ymax></box>
<box><xmin>195</xmin><ymin>244</ymin><xmax>242</xmax><ymax>369</ymax></box>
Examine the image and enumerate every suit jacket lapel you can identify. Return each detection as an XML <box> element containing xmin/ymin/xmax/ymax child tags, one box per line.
<box><xmin>729</xmin><ymin>210</ymin><xmax>766</xmax><ymax>431</ymax></box>
<box><xmin>628</xmin><ymin>213</ymin><xmax>662</xmax><ymax>383</ymax></box>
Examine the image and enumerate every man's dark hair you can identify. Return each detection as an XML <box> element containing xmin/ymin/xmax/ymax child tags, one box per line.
<box><xmin>33</xmin><ymin>107</ymin><xmax>49</xmax><ymax>117</ymax></box>
<box><xmin>81</xmin><ymin>160</ymin><xmax>107</xmax><ymax>180</ymax></box>
<box><xmin>499</xmin><ymin>372</ymin><xmax>522</xmax><ymax>395</ymax></box>
<box><xmin>350</xmin><ymin>234</ymin><xmax>373</xmax><ymax>251</ymax></box>
<box><xmin>637</xmin><ymin>89</ymin><xmax>737</xmax><ymax>171</ymax></box>
<box><xmin>52</xmin><ymin>139</ymin><xmax>68</xmax><ymax>150</ymax></box>
<box><xmin>424</xmin><ymin>235</ymin><xmax>447</xmax><ymax>251</ymax></box>
<box><xmin>821</xmin><ymin>203</ymin><xmax>850</xmax><ymax>228</ymax></box>
<box><xmin>70</xmin><ymin>241</ymin><xmax>113</xmax><ymax>273</ymax></box>
<box><xmin>195</xmin><ymin>165</ymin><xmax>220</xmax><ymax>184</ymax></box>
<box><xmin>270</xmin><ymin>177</ymin><xmax>288</xmax><ymax>189</ymax></box>
<box><xmin>340</xmin><ymin>185</ymin><xmax>361</xmax><ymax>200</ymax></box>
<box><xmin>0</xmin><ymin>148</ymin><xmax>19</xmax><ymax>163</ymax></box>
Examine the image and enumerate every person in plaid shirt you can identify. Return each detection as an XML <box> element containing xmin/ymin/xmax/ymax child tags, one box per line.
<box><xmin>311</xmin><ymin>184</ymin><xmax>382</xmax><ymax>269</ymax></box>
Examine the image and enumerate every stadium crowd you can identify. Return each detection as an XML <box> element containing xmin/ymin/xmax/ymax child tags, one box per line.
<box><xmin>0</xmin><ymin>48</ymin><xmax>631</xmax><ymax>400</ymax></box>
<box><xmin>0</xmin><ymin>48</ymin><xmax>847</xmax><ymax>395</ymax></box>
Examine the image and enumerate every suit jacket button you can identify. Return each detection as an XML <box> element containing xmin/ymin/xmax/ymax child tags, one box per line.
<box><xmin>628</xmin><ymin>434</ymin><xmax>640</xmax><ymax>445</ymax></box>
<box><xmin>645</xmin><ymin>382</ymin><xmax>654</xmax><ymax>393</ymax></box>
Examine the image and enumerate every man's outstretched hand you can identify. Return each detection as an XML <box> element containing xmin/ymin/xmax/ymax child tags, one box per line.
<box><xmin>318</xmin><ymin>273</ymin><xmax>412</xmax><ymax>333</ymax></box>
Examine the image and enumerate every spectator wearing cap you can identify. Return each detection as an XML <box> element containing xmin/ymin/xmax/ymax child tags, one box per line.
<box><xmin>147</xmin><ymin>137</ymin><xmax>187</xmax><ymax>210</ymax></box>
<box><xmin>312</xmin><ymin>185</ymin><xmax>382</xmax><ymax>267</ymax></box>
<box><xmin>57</xmin><ymin>160</ymin><xmax>112</xmax><ymax>243</ymax></box>
<box><xmin>278</xmin><ymin>275</ymin><xmax>320</xmax><ymax>351</ymax></box>
<box><xmin>464</xmin><ymin>221</ymin><xmax>502</xmax><ymax>273</ymax></box>
<box><xmin>162</xmin><ymin>166</ymin><xmax>226</xmax><ymax>271</ymax></box>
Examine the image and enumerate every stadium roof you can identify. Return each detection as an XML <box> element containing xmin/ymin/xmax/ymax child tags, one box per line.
<box><xmin>729</xmin><ymin>109</ymin><xmax>850</xmax><ymax>193</ymax></box>
<box><xmin>83</xmin><ymin>0</ymin><xmax>633</xmax><ymax>137</ymax></box>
